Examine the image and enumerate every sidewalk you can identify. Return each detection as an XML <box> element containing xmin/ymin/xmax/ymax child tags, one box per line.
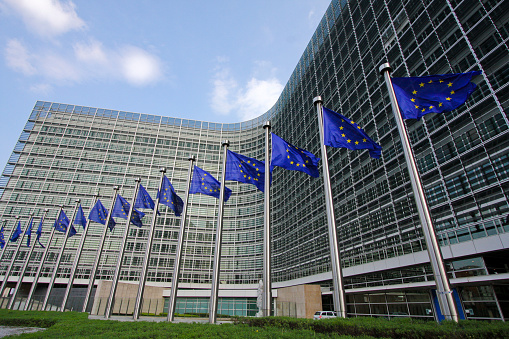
<box><xmin>88</xmin><ymin>314</ymin><xmax>232</xmax><ymax>324</ymax></box>
<box><xmin>0</xmin><ymin>326</ymin><xmax>46</xmax><ymax>338</ymax></box>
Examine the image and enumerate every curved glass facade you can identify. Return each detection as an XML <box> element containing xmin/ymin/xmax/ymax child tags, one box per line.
<box><xmin>0</xmin><ymin>0</ymin><xmax>508</xmax><ymax>320</ymax></box>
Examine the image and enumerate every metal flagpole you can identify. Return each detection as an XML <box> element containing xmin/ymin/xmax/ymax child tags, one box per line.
<box><xmin>167</xmin><ymin>156</ymin><xmax>195</xmax><ymax>322</ymax></box>
<box><xmin>379</xmin><ymin>63</ymin><xmax>459</xmax><ymax>322</ymax></box>
<box><xmin>209</xmin><ymin>140</ymin><xmax>229</xmax><ymax>324</ymax></box>
<box><xmin>82</xmin><ymin>186</ymin><xmax>119</xmax><ymax>313</ymax></box>
<box><xmin>262</xmin><ymin>121</ymin><xmax>272</xmax><ymax>317</ymax></box>
<box><xmin>105</xmin><ymin>178</ymin><xmax>141</xmax><ymax>318</ymax></box>
<box><xmin>0</xmin><ymin>216</ymin><xmax>23</xmax><ymax>300</ymax></box>
<box><xmin>25</xmin><ymin>213</ymin><xmax>57</xmax><ymax>311</ymax></box>
<box><xmin>42</xmin><ymin>200</ymin><xmax>81</xmax><ymax>310</ymax></box>
<box><xmin>313</xmin><ymin>96</ymin><xmax>347</xmax><ymax>318</ymax></box>
<box><xmin>133</xmin><ymin>168</ymin><xmax>172</xmax><ymax>320</ymax></box>
<box><xmin>60</xmin><ymin>194</ymin><xmax>99</xmax><ymax>312</ymax></box>
<box><xmin>9</xmin><ymin>212</ymin><xmax>42</xmax><ymax>309</ymax></box>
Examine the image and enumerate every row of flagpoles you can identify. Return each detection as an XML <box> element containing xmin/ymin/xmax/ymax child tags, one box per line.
<box><xmin>0</xmin><ymin>64</ymin><xmax>484</xmax><ymax>322</ymax></box>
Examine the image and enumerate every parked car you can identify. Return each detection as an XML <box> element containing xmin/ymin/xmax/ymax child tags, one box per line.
<box><xmin>313</xmin><ymin>311</ymin><xmax>337</xmax><ymax>320</ymax></box>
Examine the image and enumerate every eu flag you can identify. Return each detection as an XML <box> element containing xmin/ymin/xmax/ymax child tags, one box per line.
<box><xmin>189</xmin><ymin>166</ymin><xmax>232</xmax><ymax>202</ymax></box>
<box><xmin>74</xmin><ymin>205</ymin><xmax>87</xmax><ymax>230</ymax></box>
<box><xmin>271</xmin><ymin>133</ymin><xmax>320</xmax><ymax>178</ymax></box>
<box><xmin>26</xmin><ymin>219</ymin><xmax>33</xmax><ymax>247</ymax></box>
<box><xmin>10</xmin><ymin>221</ymin><xmax>23</xmax><ymax>242</ymax></box>
<box><xmin>157</xmin><ymin>175</ymin><xmax>184</xmax><ymax>216</ymax></box>
<box><xmin>0</xmin><ymin>227</ymin><xmax>5</xmax><ymax>249</ymax></box>
<box><xmin>391</xmin><ymin>71</ymin><xmax>481</xmax><ymax>120</ymax></box>
<box><xmin>35</xmin><ymin>218</ymin><xmax>45</xmax><ymax>248</ymax></box>
<box><xmin>135</xmin><ymin>184</ymin><xmax>159</xmax><ymax>215</ymax></box>
<box><xmin>54</xmin><ymin>210</ymin><xmax>76</xmax><ymax>237</ymax></box>
<box><xmin>112</xmin><ymin>194</ymin><xmax>145</xmax><ymax>227</ymax></box>
<box><xmin>89</xmin><ymin>199</ymin><xmax>116</xmax><ymax>231</ymax></box>
<box><xmin>225</xmin><ymin>150</ymin><xmax>266</xmax><ymax>192</ymax></box>
<box><xmin>323</xmin><ymin>107</ymin><xmax>382</xmax><ymax>159</ymax></box>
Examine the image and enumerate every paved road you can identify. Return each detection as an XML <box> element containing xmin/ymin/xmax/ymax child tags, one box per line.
<box><xmin>0</xmin><ymin>326</ymin><xmax>46</xmax><ymax>337</ymax></box>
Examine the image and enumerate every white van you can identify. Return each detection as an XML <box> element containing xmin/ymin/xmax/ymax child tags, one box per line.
<box><xmin>313</xmin><ymin>311</ymin><xmax>337</xmax><ymax>320</ymax></box>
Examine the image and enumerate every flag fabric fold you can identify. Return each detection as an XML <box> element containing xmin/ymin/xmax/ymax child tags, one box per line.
<box><xmin>36</xmin><ymin>218</ymin><xmax>45</xmax><ymax>248</ymax></box>
<box><xmin>225</xmin><ymin>150</ymin><xmax>266</xmax><ymax>192</ymax></box>
<box><xmin>190</xmin><ymin>166</ymin><xmax>232</xmax><ymax>202</ymax></box>
<box><xmin>0</xmin><ymin>227</ymin><xmax>5</xmax><ymax>249</ymax></box>
<box><xmin>157</xmin><ymin>176</ymin><xmax>184</xmax><ymax>216</ymax></box>
<box><xmin>271</xmin><ymin>133</ymin><xmax>320</xmax><ymax>178</ymax></box>
<box><xmin>322</xmin><ymin>106</ymin><xmax>382</xmax><ymax>159</ymax></box>
<box><xmin>74</xmin><ymin>205</ymin><xmax>87</xmax><ymax>230</ymax></box>
<box><xmin>112</xmin><ymin>194</ymin><xmax>145</xmax><ymax>227</ymax></box>
<box><xmin>54</xmin><ymin>210</ymin><xmax>76</xmax><ymax>237</ymax></box>
<box><xmin>135</xmin><ymin>184</ymin><xmax>160</xmax><ymax>215</ymax></box>
<box><xmin>89</xmin><ymin>199</ymin><xmax>116</xmax><ymax>231</ymax></box>
<box><xmin>26</xmin><ymin>218</ymin><xmax>33</xmax><ymax>247</ymax></box>
<box><xmin>10</xmin><ymin>221</ymin><xmax>23</xmax><ymax>242</ymax></box>
<box><xmin>391</xmin><ymin>71</ymin><xmax>481</xmax><ymax>120</ymax></box>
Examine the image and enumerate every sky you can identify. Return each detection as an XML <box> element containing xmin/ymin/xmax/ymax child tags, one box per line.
<box><xmin>0</xmin><ymin>0</ymin><xmax>331</xmax><ymax>170</ymax></box>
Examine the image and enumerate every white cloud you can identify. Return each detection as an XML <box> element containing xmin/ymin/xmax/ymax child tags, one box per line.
<box><xmin>30</xmin><ymin>83</ymin><xmax>52</xmax><ymax>94</ymax></box>
<box><xmin>3</xmin><ymin>0</ymin><xmax>86</xmax><ymax>37</ymax></box>
<box><xmin>74</xmin><ymin>39</ymin><xmax>107</xmax><ymax>64</ymax></box>
<box><xmin>5</xmin><ymin>39</ymin><xmax>35</xmax><ymax>75</ymax></box>
<box><xmin>210</xmin><ymin>60</ymin><xmax>283</xmax><ymax>120</ymax></box>
<box><xmin>119</xmin><ymin>46</ymin><xmax>163</xmax><ymax>86</ymax></box>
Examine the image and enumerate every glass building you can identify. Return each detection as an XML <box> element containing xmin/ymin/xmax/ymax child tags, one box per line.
<box><xmin>0</xmin><ymin>0</ymin><xmax>508</xmax><ymax>320</ymax></box>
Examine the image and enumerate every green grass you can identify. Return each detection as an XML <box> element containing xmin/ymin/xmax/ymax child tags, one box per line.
<box><xmin>0</xmin><ymin>309</ymin><xmax>508</xmax><ymax>338</ymax></box>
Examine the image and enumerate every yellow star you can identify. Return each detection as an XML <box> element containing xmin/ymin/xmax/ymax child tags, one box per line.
<box><xmin>439</xmin><ymin>79</ymin><xmax>444</xmax><ymax>83</ymax></box>
<box><xmin>421</xmin><ymin>108</ymin><xmax>426</xmax><ymax>112</ymax></box>
<box><xmin>448</xmin><ymin>82</ymin><xmax>453</xmax><ymax>87</ymax></box>
<box><xmin>363</xmin><ymin>138</ymin><xmax>367</xmax><ymax>142</ymax></box>
<box><xmin>347</xmin><ymin>139</ymin><xmax>351</xmax><ymax>143</ymax></box>
<box><xmin>303</xmin><ymin>164</ymin><xmax>306</xmax><ymax>167</ymax></box>
<box><xmin>339</xmin><ymin>126</ymin><xmax>344</xmax><ymax>130</ymax></box>
<box><xmin>355</xmin><ymin>141</ymin><xmax>359</xmax><ymax>145</ymax></box>
<box><xmin>287</xmin><ymin>155</ymin><xmax>290</xmax><ymax>159</ymax></box>
<box><xmin>341</xmin><ymin>133</ymin><xmax>345</xmax><ymax>137</ymax></box>
<box><xmin>357</xmin><ymin>126</ymin><xmax>361</xmax><ymax>129</ymax></box>
<box><xmin>429</xmin><ymin>106</ymin><xmax>434</xmax><ymax>109</ymax></box>
<box><xmin>439</xmin><ymin>102</ymin><xmax>443</xmax><ymax>107</ymax></box>
<box><xmin>411</xmin><ymin>98</ymin><xmax>416</xmax><ymax>102</ymax></box>
<box><xmin>350</xmin><ymin>120</ymin><xmax>354</xmax><ymax>124</ymax></box>
<box><xmin>296</xmin><ymin>163</ymin><xmax>300</xmax><ymax>166</ymax></box>
<box><xmin>450</xmin><ymin>90</ymin><xmax>455</xmax><ymax>94</ymax></box>
<box><xmin>412</xmin><ymin>90</ymin><xmax>417</xmax><ymax>95</ymax></box>
<box><xmin>446</xmin><ymin>97</ymin><xmax>451</xmax><ymax>101</ymax></box>
<box><xmin>419</xmin><ymin>83</ymin><xmax>425</xmax><ymax>87</ymax></box>
<box><xmin>428</xmin><ymin>80</ymin><xmax>433</xmax><ymax>83</ymax></box>
<box><xmin>290</xmin><ymin>161</ymin><xmax>294</xmax><ymax>164</ymax></box>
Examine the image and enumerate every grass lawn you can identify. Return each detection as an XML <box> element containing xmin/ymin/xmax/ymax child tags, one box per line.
<box><xmin>0</xmin><ymin>309</ymin><xmax>508</xmax><ymax>338</ymax></box>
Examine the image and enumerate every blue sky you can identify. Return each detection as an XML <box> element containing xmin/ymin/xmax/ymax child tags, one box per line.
<box><xmin>0</xmin><ymin>0</ymin><xmax>331</xmax><ymax>168</ymax></box>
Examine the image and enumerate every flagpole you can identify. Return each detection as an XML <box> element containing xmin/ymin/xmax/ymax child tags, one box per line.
<box><xmin>0</xmin><ymin>216</ymin><xmax>23</xmax><ymax>301</ymax></box>
<box><xmin>209</xmin><ymin>140</ymin><xmax>229</xmax><ymax>324</ymax></box>
<box><xmin>60</xmin><ymin>194</ymin><xmax>99</xmax><ymax>312</ymax></box>
<box><xmin>42</xmin><ymin>200</ymin><xmax>81</xmax><ymax>310</ymax></box>
<box><xmin>9</xmin><ymin>213</ymin><xmax>40</xmax><ymax>309</ymax></box>
<box><xmin>82</xmin><ymin>186</ymin><xmax>119</xmax><ymax>313</ymax></box>
<box><xmin>167</xmin><ymin>156</ymin><xmax>195</xmax><ymax>322</ymax></box>
<box><xmin>314</xmin><ymin>96</ymin><xmax>347</xmax><ymax>318</ymax></box>
<box><xmin>262</xmin><ymin>121</ymin><xmax>272</xmax><ymax>317</ymax></box>
<box><xmin>105</xmin><ymin>178</ymin><xmax>142</xmax><ymax>318</ymax></box>
<box><xmin>25</xmin><ymin>213</ymin><xmax>57</xmax><ymax>311</ymax></box>
<box><xmin>379</xmin><ymin>63</ymin><xmax>459</xmax><ymax>322</ymax></box>
<box><xmin>133</xmin><ymin>168</ymin><xmax>170</xmax><ymax>320</ymax></box>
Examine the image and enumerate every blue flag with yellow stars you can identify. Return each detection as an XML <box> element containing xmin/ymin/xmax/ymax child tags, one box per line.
<box><xmin>35</xmin><ymin>218</ymin><xmax>45</xmax><ymax>248</ymax></box>
<box><xmin>225</xmin><ymin>150</ymin><xmax>266</xmax><ymax>192</ymax></box>
<box><xmin>189</xmin><ymin>166</ymin><xmax>232</xmax><ymax>202</ymax></box>
<box><xmin>271</xmin><ymin>133</ymin><xmax>320</xmax><ymax>178</ymax></box>
<box><xmin>74</xmin><ymin>205</ymin><xmax>87</xmax><ymax>230</ymax></box>
<box><xmin>323</xmin><ymin>107</ymin><xmax>382</xmax><ymax>159</ymax></box>
<box><xmin>391</xmin><ymin>71</ymin><xmax>481</xmax><ymax>120</ymax></box>
<box><xmin>10</xmin><ymin>221</ymin><xmax>23</xmax><ymax>242</ymax></box>
<box><xmin>26</xmin><ymin>218</ymin><xmax>33</xmax><ymax>247</ymax></box>
<box><xmin>112</xmin><ymin>194</ymin><xmax>145</xmax><ymax>228</ymax></box>
<box><xmin>54</xmin><ymin>210</ymin><xmax>76</xmax><ymax>237</ymax></box>
<box><xmin>0</xmin><ymin>226</ymin><xmax>5</xmax><ymax>249</ymax></box>
<box><xmin>89</xmin><ymin>199</ymin><xmax>116</xmax><ymax>231</ymax></box>
<box><xmin>157</xmin><ymin>175</ymin><xmax>184</xmax><ymax>216</ymax></box>
<box><xmin>135</xmin><ymin>184</ymin><xmax>160</xmax><ymax>215</ymax></box>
